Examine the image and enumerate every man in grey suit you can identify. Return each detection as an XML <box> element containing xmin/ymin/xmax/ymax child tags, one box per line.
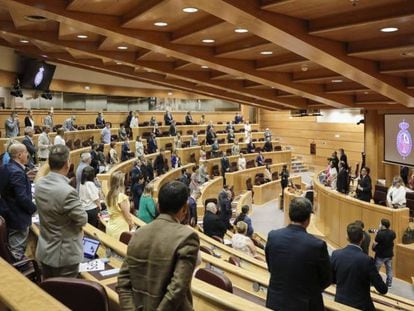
<box><xmin>5</xmin><ymin>111</ymin><xmax>20</xmax><ymax>138</ymax></box>
<box><xmin>43</xmin><ymin>111</ymin><xmax>54</xmax><ymax>129</ymax></box>
<box><xmin>35</xmin><ymin>144</ymin><xmax>87</xmax><ymax>278</ymax></box>
<box><xmin>63</xmin><ymin>115</ymin><xmax>76</xmax><ymax>131</ymax></box>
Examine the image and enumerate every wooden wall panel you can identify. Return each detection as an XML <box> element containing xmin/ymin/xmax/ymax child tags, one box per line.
<box><xmin>260</xmin><ymin>110</ymin><xmax>364</xmax><ymax>171</ymax></box>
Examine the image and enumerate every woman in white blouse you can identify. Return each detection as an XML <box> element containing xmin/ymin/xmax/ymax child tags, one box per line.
<box><xmin>231</xmin><ymin>221</ymin><xmax>258</xmax><ymax>259</ymax></box>
<box><xmin>79</xmin><ymin>166</ymin><xmax>102</xmax><ymax>227</ymax></box>
<box><xmin>244</xmin><ymin>121</ymin><xmax>251</xmax><ymax>136</ymax></box>
<box><xmin>327</xmin><ymin>161</ymin><xmax>338</xmax><ymax>190</ymax></box>
<box><xmin>387</xmin><ymin>176</ymin><xmax>407</xmax><ymax>208</ymax></box>
<box><xmin>54</xmin><ymin>128</ymin><xmax>65</xmax><ymax>145</ymax></box>
<box><xmin>135</xmin><ymin>136</ymin><xmax>144</xmax><ymax>158</ymax></box>
<box><xmin>237</xmin><ymin>153</ymin><xmax>246</xmax><ymax>171</ymax></box>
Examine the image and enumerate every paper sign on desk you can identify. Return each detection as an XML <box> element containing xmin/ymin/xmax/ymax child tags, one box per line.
<box><xmin>79</xmin><ymin>259</ymin><xmax>105</xmax><ymax>272</ymax></box>
<box><xmin>32</xmin><ymin>214</ymin><xmax>39</xmax><ymax>224</ymax></box>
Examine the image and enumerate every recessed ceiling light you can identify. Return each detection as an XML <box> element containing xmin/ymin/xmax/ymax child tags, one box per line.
<box><xmin>77</xmin><ymin>34</ymin><xmax>88</xmax><ymax>39</ymax></box>
<box><xmin>364</xmin><ymin>91</ymin><xmax>369</xmax><ymax>94</ymax></box>
<box><xmin>117</xmin><ymin>46</ymin><xmax>128</xmax><ymax>50</ymax></box>
<box><xmin>301</xmin><ymin>64</ymin><xmax>309</xmax><ymax>72</ymax></box>
<box><xmin>24</xmin><ymin>15</ymin><xmax>47</xmax><ymax>22</ymax></box>
<box><xmin>234</xmin><ymin>28</ymin><xmax>248</xmax><ymax>33</ymax></box>
<box><xmin>183</xmin><ymin>7</ymin><xmax>198</xmax><ymax>13</ymax></box>
<box><xmin>331</xmin><ymin>79</ymin><xmax>343</xmax><ymax>83</ymax></box>
<box><xmin>201</xmin><ymin>65</ymin><xmax>209</xmax><ymax>69</ymax></box>
<box><xmin>19</xmin><ymin>39</ymin><xmax>29</xmax><ymax>43</ymax></box>
<box><xmin>154</xmin><ymin>21</ymin><xmax>168</xmax><ymax>27</ymax></box>
<box><xmin>84</xmin><ymin>86</ymin><xmax>91</xmax><ymax>90</ymax></box>
<box><xmin>401</xmin><ymin>51</ymin><xmax>414</xmax><ymax>57</ymax></box>
<box><xmin>202</xmin><ymin>39</ymin><xmax>215</xmax><ymax>43</ymax></box>
<box><xmin>260</xmin><ymin>51</ymin><xmax>273</xmax><ymax>55</ymax></box>
<box><xmin>168</xmin><ymin>92</ymin><xmax>173</xmax><ymax>96</ymax></box>
<box><xmin>380</xmin><ymin>27</ymin><xmax>399</xmax><ymax>33</ymax></box>
<box><xmin>115</xmin><ymin>61</ymin><xmax>123</xmax><ymax>65</ymax></box>
<box><xmin>41</xmin><ymin>54</ymin><xmax>48</xmax><ymax>58</ymax></box>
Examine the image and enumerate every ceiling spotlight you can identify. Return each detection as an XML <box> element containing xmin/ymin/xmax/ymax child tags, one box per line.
<box><xmin>84</xmin><ymin>86</ymin><xmax>91</xmax><ymax>90</ymax></box>
<box><xmin>77</xmin><ymin>34</ymin><xmax>88</xmax><ymax>39</ymax></box>
<box><xmin>380</xmin><ymin>27</ymin><xmax>399</xmax><ymax>33</ymax></box>
<box><xmin>154</xmin><ymin>21</ymin><xmax>168</xmax><ymax>27</ymax></box>
<box><xmin>19</xmin><ymin>39</ymin><xmax>29</xmax><ymax>43</ymax></box>
<box><xmin>364</xmin><ymin>91</ymin><xmax>369</xmax><ymax>94</ymax></box>
<box><xmin>167</xmin><ymin>92</ymin><xmax>173</xmax><ymax>96</ymax></box>
<box><xmin>331</xmin><ymin>79</ymin><xmax>343</xmax><ymax>83</ymax></box>
<box><xmin>183</xmin><ymin>7</ymin><xmax>198</xmax><ymax>13</ymax></box>
<box><xmin>301</xmin><ymin>64</ymin><xmax>308</xmax><ymax>72</ymax></box>
<box><xmin>115</xmin><ymin>61</ymin><xmax>123</xmax><ymax>65</ymax></box>
<box><xmin>117</xmin><ymin>46</ymin><xmax>128</xmax><ymax>50</ymax></box>
<box><xmin>260</xmin><ymin>51</ymin><xmax>273</xmax><ymax>55</ymax></box>
<box><xmin>201</xmin><ymin>65</ymin><xmax>209</xmax><ymax>69</ymax></box>
<box><xmin>202</xmin><ymin>39</ymin><xmax>215</xmax><ymax>43</ymax></box>
<box><xmin>234</xmin><ymin>28</ymin><xmax>248</xmax><ymax>33</ymax></box>
<box><xmin>41</xmin><ymin>54</ymin><xmax>48</xmax><ymax>58</ymax></box>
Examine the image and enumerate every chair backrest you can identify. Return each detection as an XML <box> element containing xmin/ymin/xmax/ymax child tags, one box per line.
<box><xmin>228</xmin><ymin>256</ymin><xmax>241</xmax><ymax>267</ymax></box>
<box><xmin>375</xmin><ymin>184</ymin><xmax>388</xmax><ymax>193</ymax></box>
<box><xmin>274</xmin><ymin>145</ymin><xmax>282</xmax><ymax>151</ymax></box>
<box><xmin>272</xmin><ymin>171</ymin><xmax>279</xmax><ymax>181</ymax></box>
<box><xmin>246</xmin><ymin>160</ymin><xmax>255</xmax><ymax>169</ymax></box>
<box><xmin>0</xmin><ymin>216</ymin><xmax>13</xmax><ymax>263</ymax></box>
<box><xmin>187</xmin><ymin>130</ymin><xmax>193</xmax><ymax>135</ymax></box>
<box><xmin>40</xmin><ymin>278</ymin><xmax>109</xmax><ymax>311</ymax></box>
<box><xmin>212</xmin><ymin>236</ymin><xmax>224</xmax><ymax>243</ymax></box>
<box><xmin>265</xmin><ymin>158</ymin><xmax>272</xmax><ymax>165</ymax></box>
<box><xmin>165</xmin><ymin>143</ymin><xmax>173</xmax><ymax>151</ymax></box>
<box><xmin>238</xmin><ymin>137</ymin><xmax>244</xmax><ymax>142</ymax></box>
<box><xmin>190</xmin><ymin>153</ymin><xmax>196</xmax><ymax>163</ymax></box>
<box><xmin>200</xmin><ymin>245</ymin><xmax>214</xmax><ymax>256</ymax></box>
<box><xmin>205</xmin><ymin>198</ymin><xmax>218</xmax><ymax>207</ymax></box>
<box><xmin>195</xmin><ymin>268</ymin><xmax>233</xmax><ymax>293</ymax></box>
<box><xmin>373</xmin><ymin>190</ymin><xmax>387</xmax><ymax>206</ymax></box>
<box><xmin>119</xmin><ymin>232</ymin><xmax>133</xmax><ymax>245</ymax></box>
<box><xmin>212</xmin><ymin>165</ymin><xmax>220</xmax><ymax>176</ymax></box>
<box><xmin>246</xmin><ymin>177</ymin><xmax>253</xmax><ymax>191</ymax></box>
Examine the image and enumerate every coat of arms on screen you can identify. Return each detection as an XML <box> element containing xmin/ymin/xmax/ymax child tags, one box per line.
<box><xmin>397</xmin><ymin>120</ymin><xmax>412</xmax><ymax>160</ymax></box>
<box><xmin>34</xmin><ymin>66</ymin><xmax>45</xmax><ymax>88</ymax></box>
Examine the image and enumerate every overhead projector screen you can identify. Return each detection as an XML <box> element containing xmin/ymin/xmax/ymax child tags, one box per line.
<box><xmin>384</xmin><ymin>114</ymin><xmax>414</xmax><ymax>166</ymax></box>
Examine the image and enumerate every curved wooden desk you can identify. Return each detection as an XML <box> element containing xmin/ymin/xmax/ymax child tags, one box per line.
<box><xmin>253</xmin><ymin>175</ymin><xmax>301</xmax><ymax>206</ymax></box>
<box><xmin>151</xmin><ymin>163</ymin><xmax>195</xmax><ymax>198</ymax></box>
<box><xmin>197</xmin><ymin>176</ymin><xmax>224</xmax><ymax>219</ymax></box>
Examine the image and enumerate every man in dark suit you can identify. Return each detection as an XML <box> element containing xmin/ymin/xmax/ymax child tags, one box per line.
<box><xmin>220</xmin><ymin>152</ymin><xmax>230</xmax><ymax>179</ymax></box>
<box><xmin>206</xmin><ymin>127</ymin><xmax>216</xmax><ymax>145</ymax></box>
<box><xmin>357</xmin><ymin>167</ymin><xmax>372</xmax><ymax>202</ymax></box>
<box><xmin>339</xmin><ymin>148</ymin><xmax>348</xmax><ymax>171</ymax></box>
<box><xmin>117</xmin><ymin>181</ymin><xmax>199</xmax><ymax>310</ymax></box>
<box><xmin>169</xmin><ymin>120</ymin><xmax>177</xmax><ymax>136</ymax></box>
<box><xmin>0</xmin><ymin>143</ymin><xmax>37</xmax><ymax>261</ymax></box>
<box><xmin>256</xmin><ymin>151</ymin><xmax>265</xmax><ymax>166</ymax></box>
<box><xmin>218</xmin><ymin>185</ymin><xmax>232</xmax><ymax>229</ymax></box>
<box><xmin>336</xmin><ymin>161</ymin><xmax>349</xmax><ymax>194</ymax></box>
<box><xmin>234</xmin><ymin>112</ymin><xmax>243</xmax><ymax>124</ymax></box>
<box><xmin>154</xmin><ymin>149</ymin><xmax>166</xmax><ymax>176</ymax></box>
<box><xmin>121</xmin><ymin>139</ymin><xmax>132</xmax><ymax>162</ymax></box>
<box><xmin>95</xmin><ymin>112</ymin><xmax>105</xmax><ymax>127</ymax></box>
<box><xmin>265</xmin><ymin>197</ymin><xmax>331</xmax><ymax>311</ymax></box>
<box><xmin>164</xmin><ymin>110</ymin><xmax>173</xmax><ymax>126</ymax></box>
<box><xmin>354</xmin><ymin>220</ymin><xmax>371</xmax><ymax>255</ymax></box>
<box><xmin>185</xmin><ymin>111</ymin><xmax>193</xmax><ymax>125</ymax></box>
<box><xmin>203</xmin><ymin>202</ymin><xmax>227</xmax><ymax>239</ymax></box>
<box><xmin>147</xmin><ymin>133</ymin><xmax>158</xmax><ymax>154</ymax></box>
<box><xmin>22</xmin><ymin>126</ymin><xmax>37</xmax><ymax>168</ymax></box>
<box><xmin>331</xmin><ymin>222</ymin><xmax>387</xmax><ymax>311</ymax></box>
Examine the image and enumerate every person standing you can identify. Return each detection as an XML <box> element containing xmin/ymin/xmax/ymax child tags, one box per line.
<box><xmin>386</xmin><ymin>176</ymin><xmax>406</xmax><ymax>208</ymax></box>
<box><xmin>117</xmin><ymin>181</ymin><xmax>199</xmax><ymax>311</ymax></box>
<box><xmin>169</xmin><ymin>120</ymin><xmax>177</xmax><ymax>136</ymax></box>
<box><xmin>121</xmin><ymin>139</ymin><xmax>132</xmax><ymax>162</ymax></box>
<box><xmin>331</xmin><ymin>223</ymin><xmax>387</xmax><ymax>311</ymax></box>
<box><xmin>187</xmin><ymin>189</ymin><xmax>201</xmax><ymax>227</ymax></box>
<box><xmin>24</xmin><ymin>110</ymin><xmax>34</xmax><ymax>129</ymax></box>
<box><xmin>265</xmin><ymin>197</ymin><xmax>331</xmax><ymax>311</ymax></box>
<box><xmin>147</xmin><ymin>133</ymin><xmax>158</xmax><ymax>154</ymax></box>
<box><xmin>138</xmin><ymin>184</ymin><xmax>157</xmax><ymax>224</ymax></box>
<box><xmin>227</xmin><ymin>129</ymin><xmax>235</xmax><ymax>144</ymax></box>
<box><xmin>220</xmin><ymin>152</ymin><xmax>230</xmax><ymax>183</ymax></box>
<box><xmin>35</xmin><ymin>145</ymin><xmax>87</xmax><ymax>278</ymax></box>
<box><xmin>234</xmin><ymin>112</ymin><xmax>243</xmax><ymax>124</ymax></box>
<box><xmin>336</xmin><ymin>161</ymin><xmax>349</xmax><ymax>194</ymax></box>
<box><xmin>22</xmin><ymin>127</ymin><xmax>37</xmax><ymax>167</ymax></box>
<box><xmin>280</xmin><ymin>164</ymin><xmax>290</xmax><ymax>207</ymax></box>
<box><xmin>118</xmin><ymin>124</ymin><xmax>127</xmax><ymax>141</ymax></box>
<box><xmin>54</xmin><ymin>128</ymin><xmax>65</xmax><ymax>145</ymax></box>
<box><xmin>256</xmin><ymin>151</ymin><xmax>265</xmax><ymax>166</ymax></box>
<box><xmin>185</xmin><ymin>111</ymin><xmax>193</xmax><ymax>125</ymax></box>
<box><xmin>154</xmin><ymin>149</ymin><xmax>166</xmax><ymax>176</ymax></box>
<box><xmin>76</xmin><ymin>152</ymin><xmax>92</xmax><ymax>192</ymax></box>
<box><xmin>356</xmin><ymin>167</ymin><xmax>372</xmax><ymax>203</ymax></box>
<box><xmin>237</xmin><ymin>153</ymin><xmax>246</xmax><ymax>171</ymax></box>
<box><xmin>79</xmin><ymin>166</ymin><xmax>101</xmax><ymax>228</ymax></box>
<box><xmin>5</xmin><ymin>111</ymin><xmax>19</xmax><ymax>138</ymax></box>
<box><xmin>135</xmin><ymin>136</ymin><xmax>144</xmax><ymax>158</ymax></box>
<box><xmin>354</xmin><ymin>220</ymin><xmax>371</xmax><ymax>255</ymax></box>
<box><xmin>218</xmin><ymin>185</ymin><xmax>232</xmax><ymax>229</ymax></box>
<box><xmin>63</xmin><ymin>115</ymin><xmax>76</xmax><ymax>131</ymax></box>
<box><xmin>373</xmin><ymin>218</ymin><xmax>396</xmax><ymax>288</ymax></box>
<box><xmin>164</xmin><ymin>109</ymin><xmax>173</xmax><ymax>126</ymax></box>
<box><xmin>0</xmin><ymin>143</ymin><xmax>37</xmax><ymax>261</ymax></box>
<box><xmin>339</xmin><ymin>148</ymin><xmax>348</xmax><ymax>170</ymax></box>
<box><xmin>38</xmin><ymin>126</ymin><xmax>51</xmax><ymax>164</ymax></box>
<box><xmin>129</xmin><ymin>111</ymin><xmax>139</xmax><ymax>128</ymax></box>
<box><xmin>43</xmin><ymin>111</ymin><xmax>54</xmax><ymax>129</ymax></box>
<box><xmin>101</xmin><ymin>122</ymin><xmax>111</xmax><ymax>144</ymax></box>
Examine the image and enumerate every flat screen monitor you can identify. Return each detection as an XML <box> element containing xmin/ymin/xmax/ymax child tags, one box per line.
<box><xmin>384</xmin><ymin>114</ymin><xmax>414</xmax><ymax>166</ymax></box>
<box><xmin>19</xmin><ymin>58</ymin><xmax>56</xmax><ymax>91</ymax></box>
<box><xmin>83</xmin><ymin>237</ymin><xmax>100</xmax><ymax>259</ymax></box>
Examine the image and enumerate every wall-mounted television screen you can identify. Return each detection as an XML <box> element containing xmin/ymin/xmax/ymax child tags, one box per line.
<box><xmin>384</xmin><ymin>114</ymin><xmax>414</xmax><ymax>166</ymax></box>
<box><xmin>19</xmin><ymin>58</ymin><xmax>56</xmax><ymax>91</ymax></box>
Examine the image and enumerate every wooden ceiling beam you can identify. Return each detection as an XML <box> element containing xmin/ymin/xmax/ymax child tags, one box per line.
<box><xmin>171</xmin><ymin>16</ymin><xmax>224</xmax><ymax>42</ymax></box>
<box><xmin>309</xmin><ymin>2</ymin><xmax>414</xmax><ymax>34</ymax></box>
<box><xmin>2</xmin><ymin>0</ymin><xmax>353</xmax><ymax>108</ymax></box>
<box><xmin>214</xmin><ymin>36</ymin><xmax>268</xmax><ymax>57</ymax></box>
<box><xmin>380</xmin><ymin>59</ymin><xmax>414</xmax><ymax>74</ymax></box>
<box><xmin>324</xmin><ymin>82</ymin><xmax>369</xmax><ymax>94</ymax></box>
<box><xmin>188</xmin><ymin>0</ymin><xmax>414</xmax><ymax>107</ymax></box>
<box><xmin>260</xmin><ymin>0</ymin><xmax>295</xmax><ymax>10</ymax></box>
<box><xmin>121</xmin><ymin>0</ymin><xmax>166</xmax><ymax>28</ymax></box>
<box><xmin>292</xmin><ymin>68</ymin><xmax>341</xmax><ymax>83</ymax></box>
<box><xmin>255</xmin><ymin>53</ymin><xmax>307</xmax><ymax>70</ymax></box>
<box><xmin>348</xmin><ymin>33</ymin><xmax>414</xmax><ymax>56</ymax></box>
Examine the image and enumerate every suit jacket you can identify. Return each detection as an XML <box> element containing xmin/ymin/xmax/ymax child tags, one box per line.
<box><xmin>37</xmin><ymin>132</ymin><xmax>50</xmax><ymax>159</ymax></box>
<box><xmin>221</xmin><ymin>157</ymin><xmax>230</xmax><ymax>175</ymax></box>
<box><xmin>63</xmin><ymin>118</ymin><xmax>75</xmax><ymax>131</ymax></box>
<box><xmin>185</xmin><ymin>115</ymin><xmax>193</xmax><ymax>125</ymax></box>
<box><xmin>203</xmin><ymin>211</ymin><xmax>227</xmax><ymax>239</ymax></box>
<box><xmin>234</xmin><ymin>116</ymin><xmax>243</xmax><ymax>124</ymax></box>
<box><xmin>169</xmin><ymin>124</ymin><xmax>177</xmax><ymax>136</ymax></box>
<box><xmin>24</xmin><ymin>116</ymin><xmax>34</xmax><ymax>128</ymax></box>
<box><xmin>164</xmin><ymin>113</ymin><xmax>173</xmax><ymax>125</ymax></box>
<box><xmin>43</xmin><ymin>115</ymin><xmax>53</xmax><ymax>128</ymax></box>
<box><xmin>227</xmin><ymin>132</ymin><xmax>235</xmax><ymax>143</ymax></box>
<box><xmin>5</xmin><ymin>117</ymin><xmax>19</xmax><ymax>138</ymax></box>
<box><xmin>35</xmin><ymin>172</ymin><xmax>87</xmax><ymax>267</ymax></box>
<box><xmin>331</xmin><ymin>244</ymin><xmax>387</xmax><ymax>311</ymax></box>
<box><xmin>148</xmin><ymin>137</ymin><xmax>158</xmax><ymax>153</ymax></box>
<box><xmin>117</xmin><ymin>214</ymin><xmax>199</xmax><ymax>311</ymax></box>
<box><xmin>265</xmin><ymin>225</ymin><xmax>331</xmax><ymax>311</ymax></box>
<box><xmin>206</xmin><ymin>131</ymin><xmax>216</xmax><ymax>145</ymax></box>
<box><xmin>357</xmin><ymin>175</ymin><xmax>372</xmax><ymax>202</ymax></box>
<box><xmin>0</xmin><ymin>160</ymin><xmax>36</xmax><ymax>230</ymax></box>
<box><xmin>22</xmin><ymin>135</ymin><xmax>37</xmax><ymax>166</ymax></box>
<box><xmin>336</xmin><ymin>168</ymin><xmax>349</xmax><ymax>194</ymax></box>
<box><xmin>154</xmin><ymin>154</ymin><xmax>165</xmax><ymax>175</ymax></box>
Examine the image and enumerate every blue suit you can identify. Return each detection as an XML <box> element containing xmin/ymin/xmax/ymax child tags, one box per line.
<box><xmin>0</xmin><ymin>160</ymin><xmax>36</xmax><ymax>230</ymax></box>
<box><xmin>331</xmin><ymin>244</ymin><xmax>387</xmax><ymax>311</ymax></box>
<box><xmin>265</xmin><ymin>225</ymin><xmax>331</xmax><ymax>311</ymax></box>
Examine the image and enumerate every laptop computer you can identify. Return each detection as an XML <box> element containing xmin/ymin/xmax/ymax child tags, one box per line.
<box><xmin>83</xmin><ymin>237</ymin><xmax>100</xmax><ymax>262</ymax></box>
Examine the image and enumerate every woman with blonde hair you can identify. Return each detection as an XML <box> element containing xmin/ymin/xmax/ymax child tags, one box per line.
<box><xmin>231</xmin><ymin>221</ymin><xmax>259</xmax><ymax>259</ymax></box>
<box><xmin>138</xmin><ymin>183</ymin><xmax>157</xmax><ymax>223</ymax></box>
<box><xmin>106</xmin><ymin>171</ymin><xmax>133</xmax><ymax>240</ymax></box>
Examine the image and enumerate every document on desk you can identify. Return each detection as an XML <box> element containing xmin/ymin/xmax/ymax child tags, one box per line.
<box><xmin>79</xmin><ymin>259</ymin><xmax>105</xmax><ymax>272</ymax></box>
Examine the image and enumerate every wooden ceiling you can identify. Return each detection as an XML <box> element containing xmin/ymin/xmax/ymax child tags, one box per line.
<box><xmin>0</xmin><ymin>0</ymin><xmax>413</xmax><ymax>110</ymax></box>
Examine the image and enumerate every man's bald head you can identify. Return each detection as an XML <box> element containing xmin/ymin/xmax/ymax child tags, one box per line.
<box><xmin>9</xmin><ymin>143</ymin><xmax>28</xmax><ymax>165</ymax></box>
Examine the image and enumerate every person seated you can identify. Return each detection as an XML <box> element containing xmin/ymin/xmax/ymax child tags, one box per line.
<box><xmin>190</xmin><ymin>132</ymin><xmax>199</xmax><ymax>146</ymax></box>
<box><xmin>138</xmin><ymin>183</ymin><xmax>158</xmax><ymax>224</ymax></box>
<box><xmin>247</xmin><ymin>140</ymin><xmax>256</xmax><ymax>153</ymax></box>
<box><xmin>203</xmin><ymin>202</ymin><xmax>227</xmax><ymax>239</ymax></box>
<box><xmin>263</xmin><ymin>140</ymin><xmax>273</xmax><ymax>152</ymax></box>
<box><xmin>256</xmin><ymin>151</ymin><xmax>265</xmax><ymax>166</ymax></box>
<box><xmin>211</xmin><ymin>139</ymin><xmax>220</xmax><ymax>158</ymax></box>
<box><xmin>386</xmin><ymin>176</ymin><xmax>406</xmax><ymax>208</ymax></box>
<box><xmin>232</xmin><ymin>221</ymin><xmax>259</xmax><ymax>259</ymax></box>
<box><xmin>337</xmin><ymin>161</ymin><xmax>349</xmax><ymax>194</ymax></box>
<box><xmin>264</xmin><ymin>163</ymin><xmax>272</xmax><ymax>182</ymax></box>
<box><xmin>326</xmin><ymin>160</ymin><xmax>338</xmax><ymax>190</ymax></box>
<box><xmin>63</xmin><ymin>115</ymin><xmax>76</xmax><ymax>131</ymax></box>
<box><xmin>227</xmin><ymin>129</ymin><xmax>235</xmax><ymax>144</ymax></box>
<box><xmin>231</xmin><ymin>141</ymin><xmax>240</xmax><ymax>156</ymax></box>
<box><xmin>234</xmin><ymin>205</ymin><xmax>254</xmax><ymax>237</ymax></box>
<box><xmin>237</xmin><ymin>153</ymin><xmax>246</xmax><ymax>171</ymax></box>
